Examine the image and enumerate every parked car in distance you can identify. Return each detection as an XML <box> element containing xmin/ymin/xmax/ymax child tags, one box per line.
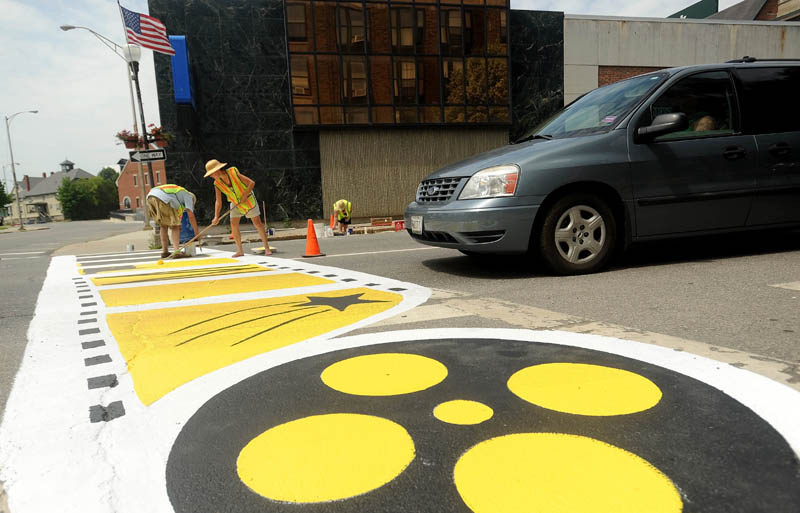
<box><xmin>405</xmin><ymin>58</ymin><xmax>800</xmax><ymax>275</ymax></box>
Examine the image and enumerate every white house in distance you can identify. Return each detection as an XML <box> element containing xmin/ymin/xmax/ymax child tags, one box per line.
<box><xmin>7</xmin><ymin>160</ymin><xmax>92</xmax><ymax>225</ymax></box>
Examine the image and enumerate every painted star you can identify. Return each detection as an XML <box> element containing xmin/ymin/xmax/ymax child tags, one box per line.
<box><xmin>303</xmin><ymin>293</ymin><xmax>390</xmax><ymax>312</ymax></box>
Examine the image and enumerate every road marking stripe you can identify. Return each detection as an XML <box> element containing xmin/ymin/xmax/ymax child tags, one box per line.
<box><xmin>0</xmin><ymin>251</ymin><xmax>45</xmax><ymax>256</ymax></box>
<box><xmin>81</xmin><ymin>340</ymin><xmax>106</xmax><ymax>349</ymax></box>
<box><xmin>770</xmin><ymin>281</ymin><xmax>800</xmax><ymax>292</ymax></box>
<box><xmin>291</xmin><ymin>247</ymin><xmax>443</xmax><ymax>259</ymax></box>
<box><xmin>99</xmin><ymin>272</ymin><xmax>334</xmax><ymax>307</ymax></box>
<box><xmin>1</xmin><ymin>256</ymin><xmax>43</xmax><ymax>260</ymax></box>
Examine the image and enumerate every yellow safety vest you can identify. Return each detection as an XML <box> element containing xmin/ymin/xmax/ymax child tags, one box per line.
<box><xmin>214</xmin><ymin>167</ymin><xmax>256</xmax><ymax>214</ymax></box>
<box><xmin>155</xmin><ymin>184</ymin><xmax>190</xmax><ymax>217</ymax></box>
<box><xmin>334</xmin><ymin>200</ymin><xmax>351</xmax><ymax>220</ymax></box>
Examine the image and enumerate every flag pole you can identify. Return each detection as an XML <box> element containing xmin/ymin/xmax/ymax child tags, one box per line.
<box><xmin>117</xmin><ymin>0</ymin><xmax>152</xmax><ymax>229</ymax></box>
<box><xmin>116</xmin><ymin>1</ymin><xmax>138</xmax><ymax>135</ymax></box>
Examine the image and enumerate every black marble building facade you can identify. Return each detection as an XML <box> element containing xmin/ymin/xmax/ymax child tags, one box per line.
<box><xmin>509</xmin><ymin>10</ymin><xmax>564</xmax><ymax>142</ymax></box>
<box><xmin>149</xmin><ymin>0</ymin><xmax>322</xmax><ymax>222</ymax></box>
<box><xmin>148</xmin><ymin>1</ymin><xmax>564</xmax><ymax>220</ymax></box>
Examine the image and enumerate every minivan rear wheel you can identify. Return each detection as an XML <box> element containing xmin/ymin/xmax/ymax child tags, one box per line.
<box><xmin>538</xmin><ymin>193</ymin><xmax>617</xmax><ymax>275</ymax></box>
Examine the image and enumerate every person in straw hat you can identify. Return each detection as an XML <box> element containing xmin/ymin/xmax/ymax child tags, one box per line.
<box><xmin>204</xmin><ymin>159</ymin><xmax>272</xmax><ymax>257</ymax></box>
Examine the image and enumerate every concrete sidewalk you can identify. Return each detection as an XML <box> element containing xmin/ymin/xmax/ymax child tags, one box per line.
<box><xmin>53</xmin><ymin>221</ymin><xmax>402</xmax><ymax>256</ymax></box>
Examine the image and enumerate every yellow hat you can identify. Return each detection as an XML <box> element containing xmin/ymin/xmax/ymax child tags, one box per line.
<box><xmin>204</xmin><ymin>159</ymin><xmax>227</xmax><ymax>178</ymax></box>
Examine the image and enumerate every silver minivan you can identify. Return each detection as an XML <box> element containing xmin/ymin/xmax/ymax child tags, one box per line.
<box><xmin>405</xmin><ymin>59</ymin><xmax>800</xmax><ymax>275</ymax></box>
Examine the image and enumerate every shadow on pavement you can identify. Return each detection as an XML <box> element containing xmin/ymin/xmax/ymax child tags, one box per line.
<box><xmin>615</xmin><ymin>228</ymin><xmax>800</xmax><ymax>270</ymax></box>
<box><xmin>421</xmin><ymin>229</ymin><xmax>800</xmax><ymax>278</ymax></box>
<box><xmin>421</xmin><ymin>253</ymin><xmax>543</xmax><ymax>279</ymax></box>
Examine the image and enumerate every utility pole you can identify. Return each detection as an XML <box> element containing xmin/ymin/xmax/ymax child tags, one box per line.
<box><xmin>128</xmin><ymin>58</ymin><xmax>156</xmax><ymax>189</ymax></box>
<box><xmin>4</xmin><ymin>110</ymin><xmax>38</xmax><ymax>231</ymax></box>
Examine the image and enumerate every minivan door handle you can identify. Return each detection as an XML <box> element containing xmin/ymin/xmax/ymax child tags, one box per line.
<box><xmin>768</xmin><ymin>142</ymin><xmax>790</xmax><ymax>157</ymax></box>
<box><xmin>723</xmin><ymin>146</ymin><xmax>747</xmax><ymax>160</ymax></box>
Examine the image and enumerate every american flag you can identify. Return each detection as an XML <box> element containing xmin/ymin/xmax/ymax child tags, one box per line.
<box><xmin>120</xmin><ymin>5</ymin><xmax>175</xmax><ymax>56</ymax></box>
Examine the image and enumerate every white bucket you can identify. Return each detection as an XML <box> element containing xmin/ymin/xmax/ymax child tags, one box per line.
<box><xmin>126</xmin><ymin>244</ymin><xmax>135</xmax><ymax>252</ymax></box>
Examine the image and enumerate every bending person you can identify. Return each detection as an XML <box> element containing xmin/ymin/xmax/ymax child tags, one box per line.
<box><xmin>146</xmin><ymin>184</ymin><xmax>199</xmax><ymax>259</ymax></box>
<box><xmin>333</xmin><ymin>199</ymin><xmax>352</xmax><ymax>235</ymax></box>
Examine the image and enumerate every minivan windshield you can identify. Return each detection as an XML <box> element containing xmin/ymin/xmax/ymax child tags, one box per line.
<box><xmin>517</xmin><ymin>72</ymin><xmax>667</xmax><ymax>141</ymax></box>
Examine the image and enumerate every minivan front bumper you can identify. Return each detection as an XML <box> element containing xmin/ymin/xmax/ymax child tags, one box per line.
<box><xmin>404</xmin><ymin>197</ymin><xmax>542</xmax><ymax>254</ymax></box>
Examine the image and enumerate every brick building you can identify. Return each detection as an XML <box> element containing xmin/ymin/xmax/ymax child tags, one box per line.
<box><xmin>116</xmin><ymin>159</ymin><xmax>167</xmax><ymax>210</ymax></box>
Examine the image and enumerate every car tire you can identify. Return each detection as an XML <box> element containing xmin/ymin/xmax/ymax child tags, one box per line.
<box><xmin>538</xmin><ymin>193</ymin><xmax>617</xmax><ymax>275</ymax></box>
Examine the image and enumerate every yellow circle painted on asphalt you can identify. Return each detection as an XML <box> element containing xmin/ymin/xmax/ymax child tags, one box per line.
<box><xmin>454</xmin><ymin>433</ymin><xmax>683</xmax><ymax>513</ymax></box>
<box><xmin>237</xmin><ymin>413</ymin><xmax>415</xmax><ymax>503</ymax></box>
<box><xmin>433</xmin><ymin>400</ymin><xmax>494</xmax><ymax>425</ymax></box>
<box><xmin>321</xmin><ymin>353</ymin><xmax>447</xmax><ymax>396</ymax></box>
<box><xmin>507</xmin><ymin>363</ymin><xmax>662</xmax><ymax>416</ymax></box>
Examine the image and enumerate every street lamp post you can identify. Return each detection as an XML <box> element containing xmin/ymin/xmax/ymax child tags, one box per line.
<box><xmin>60</xmin><ymin>24</ymin><xmax>151</xmax><ymax>229</ymax></box>
<box><xmin>123</xmin><ymin>44</ymin><xmax>157</xmax><ymax>189</ymax></box>
<box><xmin>4</xmin><ymin>110</ymin><xmax>38</xmax><ymax>231</ymax></box>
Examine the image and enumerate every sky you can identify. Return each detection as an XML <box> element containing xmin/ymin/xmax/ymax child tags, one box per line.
<box><xmin>0</xmin><ymin>0</ymin><xmax>740</xmax><ymax>189</ymax></box>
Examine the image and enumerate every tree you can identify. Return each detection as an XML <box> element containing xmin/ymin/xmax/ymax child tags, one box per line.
<box><xmin>0</xmin><ymin>180</ymin><xmax>13</xmax><ymax>206</ymax></box>
<box><xmin>57</xmin><ymin>176</ymin><xmax>119</xmax><ymax>220</ymax></box>
<box><xmin>98</xmin><ymin>167</ymin><xmax>119</xmax><ymax>182</ymax></box>
<box><xmin>89</xmin><ymin>176</ymin><xmax>119</xmax><ymax>217</ymax></box>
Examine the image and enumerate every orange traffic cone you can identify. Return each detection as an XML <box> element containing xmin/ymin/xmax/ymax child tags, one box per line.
<box><xmin>329</xmin><ymin>213</ymin><xmax>335</xmax><ymax>229</ymax></box>
<box><xmin>302</xmin><ymin>219</ymin><xmax>325</xmax><ymax>258</ymax></box>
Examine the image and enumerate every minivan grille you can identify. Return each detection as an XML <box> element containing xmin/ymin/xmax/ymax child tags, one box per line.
<box><xmin>459</xmin><ymin>230</ymin><xmax>505</xmax><ymax>244</ymax></box>
<box><xmin>416</xmin><ymin>177</ymin><xmax>464</xmax><ymax>203</ymax></box>
<box><xmin>408</xmin><ymin>230</ymin><xmax>458</xmax><ymax>243</ymax></box>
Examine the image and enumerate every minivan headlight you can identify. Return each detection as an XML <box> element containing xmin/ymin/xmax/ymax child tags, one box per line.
<box><xmin>459</xmin><ymin>165</ymin><xmax>519</xmax><ymax>200</ymax></box>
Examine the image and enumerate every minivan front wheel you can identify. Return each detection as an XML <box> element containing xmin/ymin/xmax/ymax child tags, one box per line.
<box><xmin>538</xmin><ymin>193</ymin><xmax>616</xmax><ymax>275</ymax></box>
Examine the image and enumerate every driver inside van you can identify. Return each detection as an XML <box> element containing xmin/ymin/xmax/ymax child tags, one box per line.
<box><xmin>689</xmin><ymin>113</ymin><xmax>717</xmax><ymax>131</ymax></box>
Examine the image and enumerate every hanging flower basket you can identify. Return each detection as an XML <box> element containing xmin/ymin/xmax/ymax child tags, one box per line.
<box><xmin>148</xmin><ymin>124</ymin><xmax>175</xmax><ymax>148</ymax></box>
<box><xmin>116</xmin><ymin>129</ymin><xmax>141</xmax><ymax>149</ymax></box>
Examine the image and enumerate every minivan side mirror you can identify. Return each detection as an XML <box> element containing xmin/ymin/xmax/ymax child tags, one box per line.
<box><xmin>636</xmin><ymin>112</ymin><xmax>689</xmax><ymax>142</ymax></box>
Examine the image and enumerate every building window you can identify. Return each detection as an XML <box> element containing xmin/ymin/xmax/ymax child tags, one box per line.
<box><xmin>294</xmin><ymin>107</ymin><xmax>318</xmax><ymax>125</ymax></box>
<box><xmin>123</xmin><ymin>197</ymin><xmax>131</xmax><ymax>209</ymax></box>
<box><xmin>345</xmin><ymin>107</ymin><xmax>369</xmax><ymax>124</ymax></box>
<box><xmin>343</xmin><ymin>56</ymin><xmax>368</xmax><ymax>104</ymax></box>
<box><xmin>156</xmin><ymin>171</ymin><xmax>161</xmax><ymax>184</ymax></box>
<box><xmin>286</xmin><ymin>4</ymin><xmax>307</xmax><ymax>42</ymax></box>
<box><xmin>133</xmin><ymin>174</ymin><xmax>137</xmax><ymax>186</ymax></box>
<box><xmin>291</xmin><ymin>56</ymin><xmax>312</xmax><ymax>96</ymax></box>
<box><xmin>136</xmin><ymin>197</ymin><xmax>141</xmax><ymax>208</ymax></box>
<box><xmin>337</xmin><ymin>5</ymin><xmax>365</xmax><ymax>53</ymax></box>
<box><xmin>394</xmin><ymin>58</ymin><xmax>420</xmax><ymax>104</ymax></box>
<box><xmin>443</xmin><ymin>58</ymin><xmax>464</xmax><ymax>104</ymax></box>
<box><xmin>391</xmin><ymin>8</ymin><xmax>423</xmax><ymax>54</ymax></box>
<box><xmin>500</xmin><ymin>10</ymin><xmax>507</xmax><ymax>45</ymax></box>
<box><xmin>441</xmin><ymin>9</ymin><xmax>462</xmax><ymax>55</ymax></box>
<box><xmin>145</xmin><ymin>174</ymin><xmax>149</xmax><ymax>185</ymax></box>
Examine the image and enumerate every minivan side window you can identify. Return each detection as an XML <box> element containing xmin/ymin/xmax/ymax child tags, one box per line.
<box><xmin>735</xmin><ymin>67</ymin><xmax>800</xmax><ymax>135</ymax></box>
<box><xmin>648</xmin><ymin>71</ymin><xmax>736</xmax><ymax>141</ymax></box>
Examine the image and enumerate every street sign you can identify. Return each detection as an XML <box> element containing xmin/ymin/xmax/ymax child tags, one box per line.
<box><xmin>128</xmin><ymin>149</ymin><xmax>166</xmax><ymax>163</ymax></box>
